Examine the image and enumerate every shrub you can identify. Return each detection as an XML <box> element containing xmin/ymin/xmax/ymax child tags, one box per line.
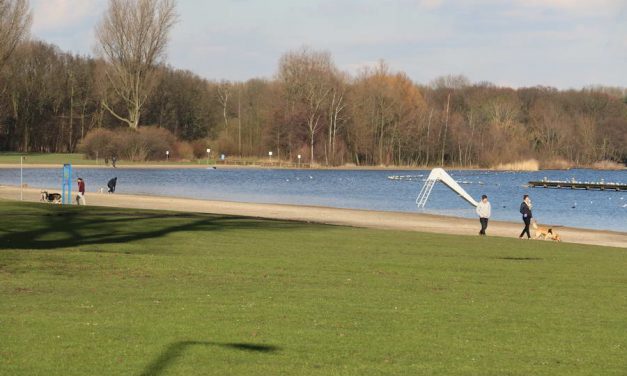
<box><xmin>174</xmin><ymin>141</ymin><xmax>194</xmax><ymax>161</ymax></box>
<box><xmin>191</xmin><ymin>139</ymin><xmax>211</xmax><ymax>159</ymax></box>
<box><xmin>138</xmin><ymin>127</ymin><xmax>176</xmax><ymax>160</ymax></box>
<box><xmin>78</xmin><ymin>128</ymin><xmax>116</xmax><ymax>158</ymax></box>
<box><xmin>80</xmin><ymin>126</ymin><xmax>177</xmax><ymax>161</ymax></box>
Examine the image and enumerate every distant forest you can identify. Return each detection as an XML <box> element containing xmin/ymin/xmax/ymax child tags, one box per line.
<box><xmin>1</xmin><ymin>40</ymin><xmax>626</xmax><ymax>167</ymax></box>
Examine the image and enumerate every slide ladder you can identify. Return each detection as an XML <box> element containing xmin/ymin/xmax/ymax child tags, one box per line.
<box><xmin>416</xmin><ymin>168</ymin><xmax>479</xmax><ymax>208</ymax></box>
<box><xmin>415</xmin><ymin>178</ymin><xmax>436</xmax><ymax>208</ymax></box>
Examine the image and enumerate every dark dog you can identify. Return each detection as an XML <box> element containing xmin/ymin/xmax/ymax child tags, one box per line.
<box><xmin>41</xmin><ymin>191</ymin><xmax>62</xmax><ymax>204</ymax></box>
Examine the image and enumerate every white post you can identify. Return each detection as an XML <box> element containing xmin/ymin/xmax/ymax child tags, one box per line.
<box><xmin>206</xmin><ymin>148</ymin><xmax>211</xmax><ymax>165</ymax></box>
<box><xmin>298</xmin><ymin>154</ymin><xmax>301</xmax><ymax>168</ymax></box>
<box><xmin>269</xmin><ymin>151</ymin><xmax>273</xmax><ymax>163</ymax></box>
<box><xmin>166</xmin><ymin>150</ymin><xmax>170</xmax><ymax>161</ymax></box>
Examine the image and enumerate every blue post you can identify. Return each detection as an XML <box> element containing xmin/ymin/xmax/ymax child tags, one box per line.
<box><xmin>62</xmin><ymin>164</ymin><xmax>72</xmax><ymax>205</ymax></box>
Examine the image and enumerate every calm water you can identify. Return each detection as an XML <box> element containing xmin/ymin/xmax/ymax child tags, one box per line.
<box><xmin>2</xmin><ymin>167</ymin><xmax>626</xmax><ymax>232</ymax></box>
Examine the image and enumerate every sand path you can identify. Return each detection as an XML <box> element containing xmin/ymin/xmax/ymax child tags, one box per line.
<box><xmin>2</xmin><ymin>185</ymin><xmax>625</xmax><ymax>248</ymax></box>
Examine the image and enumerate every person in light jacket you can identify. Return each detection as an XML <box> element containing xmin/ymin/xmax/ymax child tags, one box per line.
<box><xmin>476</xmin><ymin>194</ymin><xmax>491</xmax><ymax>236</ymax></box>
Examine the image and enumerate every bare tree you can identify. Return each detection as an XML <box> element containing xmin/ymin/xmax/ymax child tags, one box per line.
<box><xmin>216</xmin><ymin>80</ymin><xmax>231</xmax><ymax>134</ymax></box>
<box><xmin>278</xmin><ymin>48</ymin><xmax>337</xmax><ymax>164</ymax></box>
<box><xmin>96</xmin><ymin>0</ymin><xmax>178</xmax><ymax>129</ymax></box>
<box><xmin>0</xmin><ymin>0</ymin><xmax>31</xmax><ymax>69</ymax></box>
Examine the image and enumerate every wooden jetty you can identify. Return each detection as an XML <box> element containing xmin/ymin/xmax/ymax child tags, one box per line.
<box><xmin>528</xmin><ymin>180</ymin><xmax>627</xmax><ymax>191</ymax></box>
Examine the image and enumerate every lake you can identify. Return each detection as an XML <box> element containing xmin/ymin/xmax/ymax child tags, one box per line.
<box><xmin>2</xmin><ymin>167</ymin><xmax>626</xmax><ymax>232</ymax></box>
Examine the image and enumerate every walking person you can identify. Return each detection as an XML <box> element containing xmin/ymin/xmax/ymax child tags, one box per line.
<box><xmin>76</xmin><ymin>177</ymin><xmax>86</xmax><ymax>205</ymax></box>
<box><xmin>476</xmin><ymin>194</ymin><xmax>491</xmax><ymax>236</ymax></box>
<box><xmin>519</xmin><ymin>194</ymin><xmax>532</xmax><ymax>239</ymax></box>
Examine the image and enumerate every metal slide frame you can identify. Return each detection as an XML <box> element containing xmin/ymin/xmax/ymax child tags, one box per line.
<box><xmin>416</xmin><ymin>168</ymin><xmax>478</xmax><ymax>208</ymax></box>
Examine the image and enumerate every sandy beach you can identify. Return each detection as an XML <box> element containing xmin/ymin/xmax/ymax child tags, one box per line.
<box><xmin>1</xmin><ymin>185</ymin><xmax>625</xmax><ymax>248</ymax></box>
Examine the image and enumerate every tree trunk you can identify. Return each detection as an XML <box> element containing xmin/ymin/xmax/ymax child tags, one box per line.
<box><xmin>425</xmin><ymin>108</ymin><xmax>433</xmax><ymax>166</ymax></box>
<box><xmin>441</xmin><ymin>93</ymin><xmax>450</xmax><ymax>166</ymax></box>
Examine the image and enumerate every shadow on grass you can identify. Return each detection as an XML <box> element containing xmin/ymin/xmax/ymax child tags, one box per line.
<box><xmin>0</xmin><ymin>202</ymin><xmax>310</xmax><ymax>252</ymax></box>
<box><xmin>140</xmin><ymin>340</ymin><xmax>280</xmax><ymax>376</ymax></box>
<box><xmin>496</xmin><ymin>257</ymin><xmax>543</xmax><ymax>261</ymax></box>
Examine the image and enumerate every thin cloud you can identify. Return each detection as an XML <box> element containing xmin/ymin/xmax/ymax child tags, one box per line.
<box><xmin>521</xmin><ymin>0</ymin><xmax>622</xmax><ymax>11</ymax></box>
<box><xmin>32</xmin><ymin>0</ymin><xmax>104</xmax><ymax>33</ymax></box>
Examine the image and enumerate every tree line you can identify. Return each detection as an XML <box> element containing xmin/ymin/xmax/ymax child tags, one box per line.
<box><xmin>0</xmin><ymin>0</ymin><xmax>625</xmax><ymax>167</ymax></box>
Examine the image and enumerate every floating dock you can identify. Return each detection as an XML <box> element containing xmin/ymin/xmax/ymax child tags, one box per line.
<box><xmin>529</xmin><ymin>180</ymin><xmax>627</xmax><ymax>191</ymax></box>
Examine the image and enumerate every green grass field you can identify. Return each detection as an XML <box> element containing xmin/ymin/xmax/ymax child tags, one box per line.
<box><xmin>0</xmin><ymin>153</ymin><xmax>96</xmax><ymax>165</ymax></box>
<box><xmin>1</xmin><ymin>201</ymin><xmax>625</xmax><ymax>375</ymax></box>
<box><xmin>0</xmin><ymin>153</ymin><xmax>206</xmax><ymax>166</ymax></box>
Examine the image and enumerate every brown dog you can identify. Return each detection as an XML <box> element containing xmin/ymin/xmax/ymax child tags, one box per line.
<box><xmin>532</xmin><ymin>220</ymin><xmax>561</xmax><ymax>242</ymax></box>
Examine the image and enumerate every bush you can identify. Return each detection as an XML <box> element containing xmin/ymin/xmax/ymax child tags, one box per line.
<box><xmin>79</xmin><ymin>126</ymin><xmax>177</xmax><ymax>162</ymax></box>
<box><xmin>78</xmin><ymin>128</ymin><xmax>116</xmax><ymax>159</ymax></box>
<box><xmin>138</xmin><ymin>127</ymin><xmax>177</xmax><ymax>160</ymax></box>
<box><xmin>174</xmin><ymin>141</ymin><xmax>194</xmax><ymax>161</ymax></box>
<box><xmin>191</xmin><ymin>139</ymin><xmax>211</xmax><ymax>159</ymax></box>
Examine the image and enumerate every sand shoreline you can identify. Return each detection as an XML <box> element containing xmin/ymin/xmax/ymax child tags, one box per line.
<box><xmin>1</xmin><ymin>185</ymin><xmax>625</xmax><ymax>249</ymax></box>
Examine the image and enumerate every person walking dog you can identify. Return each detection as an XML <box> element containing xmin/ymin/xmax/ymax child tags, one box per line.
<box><xmin>519</xmin><ymin>194</ymin><xmax>533</xmax><ymax>239</ymax></box>
<box><xmin>476</xmin><ymin>194</ymin><xmax>491</xmax><ymax>236</ymax></box>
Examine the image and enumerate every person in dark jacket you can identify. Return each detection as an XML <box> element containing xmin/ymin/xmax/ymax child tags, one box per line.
<box><xmin>519</xmin><ymin>194</ymin><xmax>532</xmax><ymax>239</ymax></box>
<box><xmin>107</xmin><ymin>177</ymin><xmax>117</xmax><ymax>193</ymax></box>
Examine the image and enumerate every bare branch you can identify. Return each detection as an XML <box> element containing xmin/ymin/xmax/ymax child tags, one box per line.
<box><xmin>95</xmin><ymin>0</ymin><xmax>178</xmax><ymax>128</ymax></box>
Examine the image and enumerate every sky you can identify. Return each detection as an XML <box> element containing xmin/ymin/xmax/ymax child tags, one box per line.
<box><xmin>30</xmin><ymin>0</ymin><xmax>627</xmax><ymax>89</ymax></box>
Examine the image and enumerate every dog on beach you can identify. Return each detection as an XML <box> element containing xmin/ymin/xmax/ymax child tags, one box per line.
<box><xmin>532</xmin><ymin>220</ymin><xmax>561</xmax><ymax>242</ymax></box>
<box><xmin>40</xmin><ymin>191</ymin><xmax>62</xmax><ymax>204</ymax></box>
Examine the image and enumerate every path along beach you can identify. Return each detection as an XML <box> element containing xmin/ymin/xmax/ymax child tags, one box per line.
<box><xmin>1</xmin><ymin>185</ymin><xmax>625</xmax><ymax>249</ymax></box>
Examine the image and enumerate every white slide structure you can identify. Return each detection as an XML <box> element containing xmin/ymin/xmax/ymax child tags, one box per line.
<box><xmin>416</xmin><ymin>168</ymin><xmax>479</xmax><ymax>208</ymax></box>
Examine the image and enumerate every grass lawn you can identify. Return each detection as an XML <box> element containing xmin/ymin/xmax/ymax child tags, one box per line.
<box><xmin>0</xmin><ymin>153</ymin><xmax>96</xmax><ymax>165</ymax></box>
<box><xmin>0</xmin><ymin>201</ymin><xmax>625</xmax><ymax>375</ymax></box>
<box><xmin>0</xmin><ymin>153</ymin><xmax>204</xmax><ymax>166</ymax></box>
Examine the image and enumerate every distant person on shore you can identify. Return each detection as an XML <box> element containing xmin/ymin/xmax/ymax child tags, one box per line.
<box><xmin>111</xmin><ymin>156</ymin><xmax>117</xmax><ymax>168</ymax></box>
<box><xmin>107</xmin><ymin>177</ymin><xmax>117</xmax><ymax>193</ymax></box>
<box><xmin>76</xmin><ymin>178</ymin><xmax>86</xmax><ymax>205</ymax></box>
<box><xmin>476</xmin><ymin>194</ymin><xmax>491</xmax><ymax>236</ymax></box>
<box><xmin>104</xmin><ymin>156</ymin><xmax>109</xmax><ymax>166</ymax></box>
<box><xmin>519</xmin><ymin>194</ymin><xmax>532</xmax><ymax>239</ymax></box>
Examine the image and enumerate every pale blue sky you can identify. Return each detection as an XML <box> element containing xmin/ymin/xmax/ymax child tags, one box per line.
<box><xmin>31</xmin><ymin>0</ymin><xmax>627</xmax><ymax>88</ymax></box>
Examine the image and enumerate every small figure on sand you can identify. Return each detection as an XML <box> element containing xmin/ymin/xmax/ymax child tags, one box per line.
<box><xmin>107</xmin><ymin>177</ymin><xmax>117</xmax><ymax>193</ymax></box>
<box><xmin>76</xmin><ymin>177</ymin><xmax>86</xmax><ymax>205</ymax></box>
<box><xmin>111</xmin><ymin>156</ymin><xmax>117</xmax><ymax>168</ymax></box>
<box><xmin>476</xmin><ymin>194</ymin><xmax>491</xmax><ymax>236</ymax></box>
<box><xmin>519</xmin><ymin>194</ymin><xmax>533</xmax><ymax>239</ymax></box>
